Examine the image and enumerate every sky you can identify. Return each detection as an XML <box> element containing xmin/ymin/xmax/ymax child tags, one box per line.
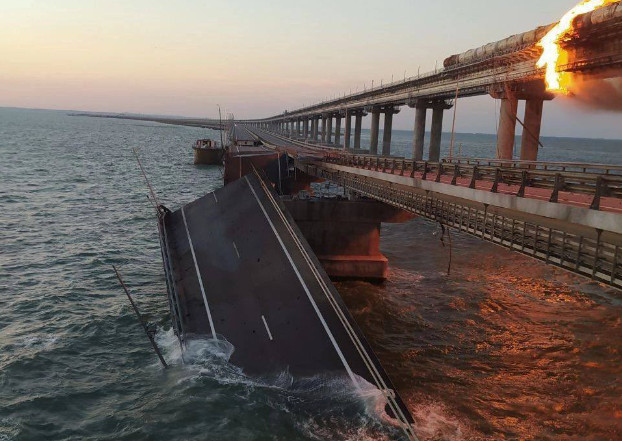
<box><xmin>1</xmin><ymin>0</ymin><xmax>620</xmax><ymax>139</ymax></box>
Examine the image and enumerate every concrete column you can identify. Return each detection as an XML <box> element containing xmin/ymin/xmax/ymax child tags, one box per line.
<box><xmin>326</xmin><ymin>116</ymin><xmax>333</xmax><ymax>144</ymax></box>
<box><xmin>520</xmin><ymin>98</ymin><xmax>543</xmax><ymax>161</ymax></box>
<box><xmin>413</xmin><ymin>106</ymin><xmax>426</xmax><ymax>161</ymax></box>
<box><xmin>334</xmin><ymin>115</ymin><xmax>342</xmax><ymax>146</ymax></box>
<box><xmin>429</xmin><ymin>107</ymin><xmax>444</xmax><ymax>162</ymax></box>
<box><xmin>497</xmin><ymin>96</ymin><xmax>519</xmax><ymax>160</ymax></box>
<box><xmin>344</xmin><ymin>112</ymin><xmax>352</xmax><ymax>150</ymax></box>
<box><xmin>382</xmin><ymin>111</ymin><xmax>394</xmax><ymax>156</ymax></box>
<box><xmin>296</xmin><ymin>120</ymin><xmax>300</xmax><ymax>137</ymax></box>
<box><xmin>321</xmin><ymin>116</ymin><xmax>327</xmax><ymax>143</ymax></box>
<box><xmin>354</xmin><ymin>113</ymin><xmax>363</xmax><ymax>150</ymax></box>
<box><xmin>370</xmin><ymin>109</ymin><xmax>380</xmax><ymax>155</ymax></box>
<box><xmin>303</xmin><ymin>118</ymin><xmax>309</xmax><ymax>139</ymax></box>
<box><xmin>313</xmin><ymin>118</ymin><xmax>319</xmax><ymax>141</ymax></box>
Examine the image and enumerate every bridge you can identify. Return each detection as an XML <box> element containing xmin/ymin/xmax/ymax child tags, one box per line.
<box><xmin>241</xmin><ymin>3</ymin><xmax>622</xmax><ymax>164</ymax></box>
<box><xmin>223</xmin><ymin>4</ymin><xmax>622</xmax><ymax>291</ymax></box>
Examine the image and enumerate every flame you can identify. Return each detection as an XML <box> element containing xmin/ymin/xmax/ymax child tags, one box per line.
<box><xmin>537</xmin><ymin>0</ymin><xmax>619</xmax><ymax>93</ymax></box>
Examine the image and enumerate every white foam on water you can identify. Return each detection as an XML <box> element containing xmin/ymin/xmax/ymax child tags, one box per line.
<box><xmin>153</xmin><ymin>327</ymin><xmax>408</xmax><ymax>439</ymax></box>
<box><xmin>16</xmin><ymin>334</ymin><xmax>58</xmax><ymax>350</ymax></box>
<box><xmin>410</xmin><ymin>401</ymin><xmax>465</xmax><ymax>441</ymax></box>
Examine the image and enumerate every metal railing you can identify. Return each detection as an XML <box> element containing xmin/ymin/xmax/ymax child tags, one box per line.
<box><xmin>299</xmin><ymin>163</ymin><xmax>622</xmax><ymax>291</ymax></box>
<box><xmin>326</xmin><ymin>154</ymin><xmax>622</xmax><ymax>211</ymax></box>
<box><xmin>444</xmin><ymin>157</ymin><xmax>622</xmax><ymax>175</ymax></box>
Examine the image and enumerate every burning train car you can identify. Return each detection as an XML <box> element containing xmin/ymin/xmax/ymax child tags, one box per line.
<box><xmin>443</xmin><ymin>1</ymin><xmax>621</xmax><ymax>70</ymax></box>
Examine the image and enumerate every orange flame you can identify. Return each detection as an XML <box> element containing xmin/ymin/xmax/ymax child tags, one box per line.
<box><xmin>537</xmin><ymin>0</ymin><xmax>619</xmax><ymax>93</ymax></box>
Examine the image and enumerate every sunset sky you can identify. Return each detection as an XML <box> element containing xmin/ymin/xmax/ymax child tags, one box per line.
<box><xmin>1</xmin><ymin>0</ymin><xmax>621</xmax><ymax>139</ymax></box>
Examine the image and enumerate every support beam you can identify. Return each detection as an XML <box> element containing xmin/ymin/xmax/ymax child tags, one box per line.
<box><xmin>313</xmin><ymin>117</ymin><xmax>319</xmax><ymax>141</ymax></box>
<box><xmin>370</xmin><ymin>109</ymin><xmax>380</xmax><ymax>155</ymax></box>
<box><xmin>326</xmin><ymin>116</ymin><xmax>333</xmax><ymax>144</ymax></box>
<box><xmin>321</xmin><ymin>116</ymin><xmax>327</xmax><ymax>143</ymax></box>
<box><xmin>303</xmin><ymin>118</ymin><xmax>309</xmax><ymax>139</ymax></box>
<box><xmin>429</xmin><ymin>106</ymin><xmax>444</xmax><ymax>162</ymax></box>
<box><xmin>344</xmin><ymin>111</ymin><xmax>352</xmax><ymax>150</ymax></box>
<box><xmin>520</xmin><ymin>98</ymin><xmax>544</xmax><ymax>161</ymax></box>
<box><xmin>497</xmin><ymin>97</ymin><xmax>519</xmax><ymax>159</ymax></box>
<box><xmin>413</xmin><ymin>106</ymin><xmax>426</xmax><ymax>161</ymax></box>
<box><xmin>382</xmin><ymin>109</ymin><xmax>397</xmax><ymax>156</ymax></box>
<box><xmin>354</xmin><ymin>112</ymin><xmax>363</xmax><ymax>150</ymax></box>
<box><xmin>334</xmin><ymin>115</ymin><xmax>342</xmax><ymax>146</ymax></box>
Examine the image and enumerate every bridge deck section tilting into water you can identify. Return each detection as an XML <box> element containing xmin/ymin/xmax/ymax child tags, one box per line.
<box><xmin>159</xmin><ymin>171</ymin><xmax>418</xmax><ymax>440</ymax></box>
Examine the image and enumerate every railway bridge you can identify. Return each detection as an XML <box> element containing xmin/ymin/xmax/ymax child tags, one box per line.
<box><xmin>242</xmin><ymin>3</ymin><xmax>622</xmax><ymax>163</ymax></box>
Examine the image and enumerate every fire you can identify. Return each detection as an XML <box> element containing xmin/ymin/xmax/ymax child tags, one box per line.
<box><xmin>537</xmin><ymin>0</ymin><xmax>619</xmax><ymax>92</ymax></box>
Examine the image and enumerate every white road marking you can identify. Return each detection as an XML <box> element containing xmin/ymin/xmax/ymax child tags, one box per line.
<box><xmin>181</xmin><ymin>206</ymin><xmax>217</xmax><ymax>340</ymax></box>
<box><xmin>261</xmin><ymin>315</ymin><xmax>273</xmax><ymax>341</ymax></box>
<box><xmin>245</xmin><ymin>176</ymin><xmax>359</xmax><ymax>389</ymax></box>
<box><xmin>213</xmin><ymin>192</ymin><xmax>218</xmax><ymax>203</ymax></box>
<box><xmin>232</xmin><ymin>241</ymin><xmax>240</xmax><ymax>258</ymax></box>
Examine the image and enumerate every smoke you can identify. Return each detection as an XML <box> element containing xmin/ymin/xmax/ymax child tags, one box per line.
<box><xmin>566</xmin><ymin>71</ymin><xmax>622</xmax><ymax>112</ymax></box>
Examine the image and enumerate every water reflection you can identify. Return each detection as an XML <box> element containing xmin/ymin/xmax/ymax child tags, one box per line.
<box><xmin>336</xmin><ymin>218</ymin><xmax>622</xmax><ymax>441</ymax></box>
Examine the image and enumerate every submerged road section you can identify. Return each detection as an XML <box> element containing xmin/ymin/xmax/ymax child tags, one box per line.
<box><xmin>159</xmin><ymin>171</ymin><xmax>418</xmax><ymax>440</ymax></box>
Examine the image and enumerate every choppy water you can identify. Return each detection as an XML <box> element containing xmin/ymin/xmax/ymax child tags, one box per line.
<box><xmin>1</xmin><ymin>108</ymin><xmax>621</xmax><ymax>441</ymax></box>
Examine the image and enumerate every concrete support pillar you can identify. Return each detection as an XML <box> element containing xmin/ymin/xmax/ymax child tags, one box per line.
<box><xmin>296</xmin><ymin>120</ymin><xmax>300</xmax><ymax>137</ymax></box>
<box><xmin>334</xmin><ymin>115</ymin><xmax>342</xmax><ymax>146</ymax></box>
<box><xmin>322</xmin><ymin>116</ymin><xmax>327</xmax><ymax>144</ymax></box>
<box><xmin>497</xmin><ymin>96</ymin><xmax>519</xmax><ymax>160</ymax></box>
<box><xmin>344</xmin><ymin>112</ymin><xmax>352</xmax><ymax>150</ymax></box>
<box><xmin>326</xmin><ymin>116</ymin><xmax>333</xmax><ymax>144</ymax></box>
<box><xmin>303</xmin><ymin>118</ymin><xmax>309</xmax><ymax>139</ymax></box>
<box><xmin>413</xmin><ymin>106</ymin><xmax>426</xmax><ymax>161</ymax></box>
<box><xmin>520</xmin><ymin>98</ymin><xmax>543</xmax><ymax>161</ymax></box>
<box><xmin>429</xmin><ymin>107</ymin><xmax>444</xmax><ymax>162</ymax></box>
<box><xmin>370</xmin><ymin>109</ymin><xmax>380</xmax><ymax>155</ymax></box>
<box><xmin>382</xmin><ymin>111</ymin><xmax>394</xmax><ymax>156</ymax></box>
<box><xmin>354</xmin><ymin>113</ymin><xmax>363</xmax><ymax>150</ymax></box>
<box><xmin>313</xmin><ymin>118</ymin><xmax>319</xmax><ymax>141</ymax></box>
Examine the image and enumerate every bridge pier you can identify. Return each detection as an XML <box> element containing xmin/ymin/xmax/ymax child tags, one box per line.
<box><xmin>412</xmin><ymin>105</ymin><xmax>426</xmax><ymax>161</ymax></box>
<box><xmin>326</xmin><ymin>115</ymin><xmax>333</xmax><ymax>144</ymax></box>
<box><xmin>344</xmin><ymin>111</ymin><xmax>352</xmax><ymax>150</ymax></box>
<box><xmin>334</xmin><ymin>114</ymin><xmax>342</xmax><ymax>146</ymax></box>
<box><xmin>429</xmin><ymin>105</ymin><xmax>445</xmax><ymax>162</ymax></box>
<box><xmin>382</xmin><ymin>107</ymin><xmax>400</xmax><ymax>156</ymax></box>
<box><xmin>313</xmin><ymin>116</ymin><xmax>319</xmax><ymax>141</ymax></box>
<box><xmin>303</xmin><ymin>118</ymin><xmax>309</xmax><ymax>139</ymax></box>
<box><xmin>497</xmin><ymin>95</ymin><xmax>519</xmax><ymax>160</ymax></box>
<box><xmin>321</xmin><ymin>116</ymin><xmax>327</xmax><ymax>143</ymax></box>
<box><xmin>283</xmin><ymin>198</ymin><xmax>415</xmax><ymax>280</ymax></box>
<box><xmin>520</xmin><ymin>98</ymin><xmax>544</xmax><ymax>161</ymax></box>
<box><xmin>370</xmin><ymin>108</ymin><xmax>380</xmax><ymax>155</ymax></box>
<box><xmin>354</xmin><ymin>111</ymin><xmax>363</xmax><ymax>150</ymax></box>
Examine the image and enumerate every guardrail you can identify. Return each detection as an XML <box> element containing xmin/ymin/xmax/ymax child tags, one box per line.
<box><xmin>326</xmin><ymin>154</ymin><xmax>622</xmax><ymax>211</ymax></box>
<box><xmin>300</xmin><ymin>162</ymin><xmax>622</xmax><ymax>291</ymax></box>
<box><xmin>444</xmin><ymin>157</ymin><xmax>622</xmax><ymax>175</ymax></box>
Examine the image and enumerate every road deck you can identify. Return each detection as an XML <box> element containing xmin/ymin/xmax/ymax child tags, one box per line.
<box><xmin>160</xmin><ymin>171</ymin><xmax>415</xmax><ymax>436</ymax></box>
